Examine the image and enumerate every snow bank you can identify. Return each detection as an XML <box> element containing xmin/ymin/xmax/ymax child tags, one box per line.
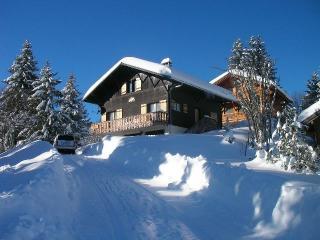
<box><xmin>1</xmin><ymin>130</ymin><xmax>320</xmax><ymax>239</ymax></box>
<box><xmin>0</xmin><ymin>141</ymin><xmax>75</xmax><ymax>239</ymax></box>
<box><xmin>0</xmin><ymin>140</ymin><xmax>53</xmax><ymax>167</ymax></box>
<box><xmin>137</xmin><ymin>153</ymin><xmax>209</xmax><ymax>196</ymax></box>
<box><xmin>81</xmin><ymin>135</ymin><xmax>124</xmax><ymax>159</ymax></box>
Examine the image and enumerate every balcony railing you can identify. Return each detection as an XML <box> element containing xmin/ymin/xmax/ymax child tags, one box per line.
<box><xmin>90</xmin><ymin>112</ymin><xmax>168</xmax><ymax>134</ymax></box>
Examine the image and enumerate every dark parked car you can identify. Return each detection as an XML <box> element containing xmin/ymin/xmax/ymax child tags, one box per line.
<box><xmin>53</xmin><ymin>134</ymin><xmax>78</xmax><ymax>154</ymax></box>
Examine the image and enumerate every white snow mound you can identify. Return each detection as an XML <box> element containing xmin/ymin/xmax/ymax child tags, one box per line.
<box><xmin>1</xmin><ymin>129</ymin><xmax>320</xmax><ymax>240</ymax></box>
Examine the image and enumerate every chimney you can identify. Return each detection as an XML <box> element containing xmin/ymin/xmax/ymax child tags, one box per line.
<box><xmin>161</xmin><ymin>57</ymin><xmax>172</xmax><ymax>67</ymax></box>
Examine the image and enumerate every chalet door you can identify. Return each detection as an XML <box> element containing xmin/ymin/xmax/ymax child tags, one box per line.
<box><xmin>194</xmin><ymin>108</ymin><xmax>200</xmax><ymax>123</ymax></box>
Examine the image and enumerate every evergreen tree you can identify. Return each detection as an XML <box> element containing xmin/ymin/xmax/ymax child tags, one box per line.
<box><xmin>60</xmin><ymin>74</ymin><xmax>90</xmax><ymax>138</ymax></box>
<box><xmin>302</xmin><ymin>71</ymin><xmax>320</xmax><ymax>109</ymax></box>
<box><xmin>228</xmin><ymin>36</ymin><xmax>278</xmax><ymax>149</ymax></box>
<box><xmin>270</xmin><ymin>108</ymin><xmax>319</xmax><ymax>173</ymax></box>
<box><xmin>291</xmin><ymin>91</ymin><xmax>304</xmax><ymax>114</ymax></box>
<box><xmin>27</xmin><ymin>62</ymin><xmax>63</xmax><ymax>142</ymax></box>
<box><xmin>0</xmin><ymin>40</ymin><xmax>38</xmax><ymax>149</ymax></box>
<box><xmin>228</xmin><ymin>39</ymin><xmax>244</xmax><ymax>70</ymax></box>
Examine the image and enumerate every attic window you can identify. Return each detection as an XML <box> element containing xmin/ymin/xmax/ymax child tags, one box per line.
<box><xmin>127</xmin><ymin>79</ymin><xmax>136</xmax><ymax>93</ymax></box>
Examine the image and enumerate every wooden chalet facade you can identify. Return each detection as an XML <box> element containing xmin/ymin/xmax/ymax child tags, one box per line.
<box><xmin>209</xmin><ymin>71</ymin><xmax>292</xmax><ymax>125</ymax></box>
<box><xmin>298</xmin><ymin>100</ymin><xmax>320</xmax><ymax>146</ymax></box>
<box><xmin>83</xmin><ymin>57</ymin><xmax>237</xmax><ymax>136</ymax></box>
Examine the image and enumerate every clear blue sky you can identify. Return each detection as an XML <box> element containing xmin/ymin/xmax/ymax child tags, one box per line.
<box><xmin>1</xmin><ymin>0</ymin><xmax>319</xmax><ymax>121</ymax></box>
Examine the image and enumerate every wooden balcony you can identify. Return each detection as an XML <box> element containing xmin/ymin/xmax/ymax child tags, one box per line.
<box><xmin>90</xmin><ymin>112</ymin><xmax>168</xmax><ymax>135</ymax></box>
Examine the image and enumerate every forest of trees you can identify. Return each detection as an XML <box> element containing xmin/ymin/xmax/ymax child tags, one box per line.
<box><xmin>0</xmin><ymin>41</ymin><xmax>90</xmax><ymax>152</ymax></box>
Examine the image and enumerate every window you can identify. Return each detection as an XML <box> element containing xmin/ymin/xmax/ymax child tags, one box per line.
<box><xmin>148</xmin><ymin>102</ymin><xmax>160</xmax><ymax>113</ymax></box>
<box><xmin>107</xmin><ymin>111</ymin><xmax>115</xmax><ymax>121</ymax></box>
<box><xmin>107</xmin><ymin>109</ymin><xmax>122</xmax><ymax>121</ymax></box>
<box><xmin>127</xmin><ymin>79</ymin><xmax>136</xmax><ymax>93</ymax></box>
<box><xmin>121</xmin><ymin>78</ymin><xmax>141</xmax><ymax>95</ymax></box>
<box><xmin>171</xmin><ymin>101</ymin><xmax>181</xmax><ymax>112</ymax></box>
<box><xmin>182</xmin><ymin>104</ymin><xmax>188</xmax><ymax>113</ymax></box>
<box><xmin>142</xmin><ymin>101</ymin><xmax>166</xmax><ymax>114</ymax></box>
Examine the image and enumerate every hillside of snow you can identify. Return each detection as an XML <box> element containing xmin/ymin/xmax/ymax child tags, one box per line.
<box><xmin>1</xmin><ymin>129</ymin><xmax>320</xmax><ymax>240</ymax></box>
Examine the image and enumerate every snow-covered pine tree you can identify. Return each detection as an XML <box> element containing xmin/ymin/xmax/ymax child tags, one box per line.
<box><xmin>0</xmin><ymin>40</ymin><xmax>38</xmax><ymax>149</ymax></box>
<box><xmin>60</xmin><ymin>74</ymin><xmax>90</xmax><ymax>138</ymax></box>
<box><xmin>228</xmin><ymin>36</ymin><xmax>278</xmax><ymax>149</ymax></box>
<box><xmin>229</xmin><ymin>39</ymin><xmax>244</xmax><ymax>70</ymax></box>
<box><xmin>27</xmin><ymin>62</ymin><xmax>63</xmax><ymax>142</ymax></box>
<box><xmin>302</xmin><ymin>71</ymin><xmax>320</xmax><ymax>109</ymax></box>
<box><xmin>0</xmin><ymin>96</ymin><xmax>6</xmax><ymax>152</ymax></box>
<box><xmin>291</xmin><ymin>91</ymin><xmax>304</xmax><ymax>114</ymax></box>
<box><xmin>271</xmin><ymin>107</ymin><xmax>319</xmax><ymax>173</ymax></box>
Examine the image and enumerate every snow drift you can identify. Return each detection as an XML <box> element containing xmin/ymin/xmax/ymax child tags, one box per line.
<box><xmin>1</xmin><ymin>130</ymin><xmax>320</xmax><ymax>240</ymax></box>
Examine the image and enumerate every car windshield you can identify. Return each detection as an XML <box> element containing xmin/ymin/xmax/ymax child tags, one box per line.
<box><xmin>57</xmin><ymin>135</ymin><xmax>74</xmax><ymax>141</ymax></box>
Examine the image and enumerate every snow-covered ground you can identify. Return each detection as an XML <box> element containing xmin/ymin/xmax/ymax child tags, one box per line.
<box><xmin>1</xmin><ymin>129</ymin><xmax>320</xmax><ymax>240</ymax></box>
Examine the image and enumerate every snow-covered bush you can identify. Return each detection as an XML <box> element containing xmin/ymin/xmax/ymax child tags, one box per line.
<box><xmin>270</xmin><ymin>110</ymin><xmax>319</xmax><ymax>173</ymax></box>
<box><xmin>223</xmin><ymin>127</ymin><xmax>235</xmax><ymax>144</ymax></box>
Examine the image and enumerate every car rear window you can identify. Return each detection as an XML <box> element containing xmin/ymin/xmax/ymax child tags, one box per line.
<box><xmin>57</xmin><ymin>135</ymin><xmax>74</xmax><ymax>141</ymax></box>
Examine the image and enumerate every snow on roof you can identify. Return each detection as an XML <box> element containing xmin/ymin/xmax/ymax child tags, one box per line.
<box><xmin>209</xmin><ymin>70</ymin><xmax>293</xmax><ymax>102</ymax></box>
<box><xmin>83</xmin><ymin>57</ymin><xmax>237</xmax><ymax>102</ymax></box>
<box><xmin>297</xmin><ymin>100</ymin><xmax>320</xmax><ymax>124</ymax></box>
<box><xmin>209</xmin><ymin>71</ymin><xmax>229</xmax><ymax>85</ymax></box>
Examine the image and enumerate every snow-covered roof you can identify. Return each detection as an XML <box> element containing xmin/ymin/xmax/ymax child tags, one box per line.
<box><xmin>209</xmin><ymin>70</ymin><xmax>293</xmax><ymax>102</ymax></box>
<box><xmin>297</xmin><ymin>100</ymin><xmax>320</xmax><ymax>124</ymax></box>
<box><xmin>209</xmin><ymin>71</ymin><xmax>229</xmax><ymax>85</ymax></box>
<box><xmin>83</xmin><ymin>57</ymin><xmax>237</xmax><ymax>103</ymax></box>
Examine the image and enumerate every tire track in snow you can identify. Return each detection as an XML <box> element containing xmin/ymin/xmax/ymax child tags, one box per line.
<box><xmin>61</xmin><ymin>154</ymin><xmax>199</xmax><ymax>239</ymax></box>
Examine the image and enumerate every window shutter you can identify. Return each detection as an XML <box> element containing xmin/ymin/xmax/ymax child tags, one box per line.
<box><xmin>135</xmin><ymin>78</ymin><xmax>141</xmax><ymax>91</ymax></box>
<box><xmin>141</xmin><ymin>104</ymin><xmax>147</xmax><ymax>114</ymax></box>
<box><xmin>121</xmin><ymin>83</ymin><xmax>127</xmax><ymax>95</ymax></box>
<box><xmin>101</xmin><ymin>112</ymin><xmax>107</xmax><ymax>122</ymax></box>
<box><xmin>159</xmin><ymin>100</ymin><xmax>167</xmax><ymax>112</ymax></box>
<box><xmin>116</xmin><ymin>109</ymin><xmax>122</xmax><ymax>119</ymax></box>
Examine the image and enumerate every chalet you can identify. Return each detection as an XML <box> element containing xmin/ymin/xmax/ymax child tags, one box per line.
<box><xmin>298</xmin><ymin>100</ymin><xmax>320</xmax><ymax>146</ymax></box>
<box><xmin>83</xmin><ymin>57</ymin><xmax>237</xmax><ymax>136</ymax></box>
<box><xmin>209</xmin><ymin>71</ymin><xmax>292</xmax><ymax>125</ymax></box>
